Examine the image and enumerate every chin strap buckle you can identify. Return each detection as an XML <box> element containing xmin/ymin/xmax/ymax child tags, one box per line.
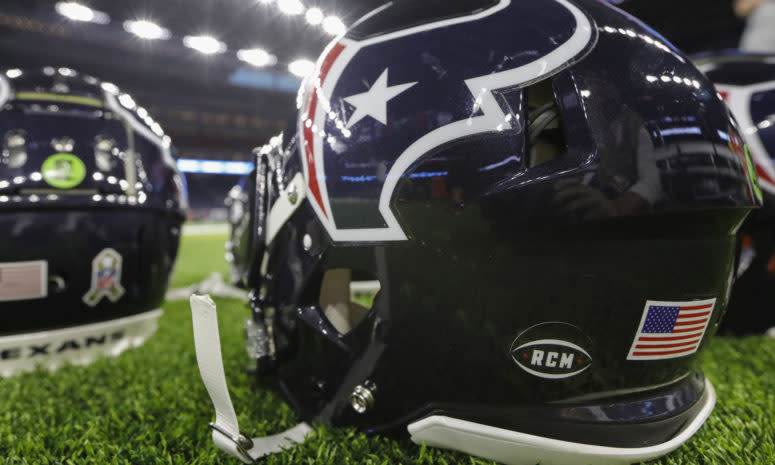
<box><xmin>209</xmin><ymin>422</ymin><xmax>256</xmax><ymax>463</ymax></box>
<box><xmin>190</xmin><ymin>294</ymin><xmax>312</xmax><ymax>464</ymax></box>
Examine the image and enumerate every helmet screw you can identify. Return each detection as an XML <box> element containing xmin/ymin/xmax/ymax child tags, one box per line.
<box><xmin>350</xmin><ymin>380</ymin><xmax>376</xmax><ymax>414</ymax></box>
<box><xmin>302</xmin><ymin>234</ymin><xmax>312</xmax><ymax>251</ymax></box>
<box><xmin>287</xmin><ymin>183</ymin><xmax>298</xmax><ymax>205</ymax></box>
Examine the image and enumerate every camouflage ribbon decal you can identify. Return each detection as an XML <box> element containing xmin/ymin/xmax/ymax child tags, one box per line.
<box><xmin>82</xmin><ymin>248</ymin><xmax>125</xmax><ymax>307</ymax></box>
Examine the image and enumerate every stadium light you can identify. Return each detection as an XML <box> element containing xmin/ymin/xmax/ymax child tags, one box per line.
<box><xmin>322</xmin><ymin>16</ymin><xmax>346</xmax><ymax>36</ymax></box>
<box><xmin>55</xmin><ymin>2</ymin><xmax>110</xmax><ymax>24</ymax></box>
<box><xmin>278</xmin><ymin>0</ymin><xmax>305</xmax><ymax>15</ymax></box>
<box><xmin>305</xmin><ymin>7</ymin><xmax>324</xmax><ymax>25</ymax></box>
<box><xmin>237</xmin><ymin>48</ymin><xmax>278</xmax><ymax>67</ymax></box>
<box><xmin>5</xmin><ymin>69</ymin><xmax>22</xmax><ymax>79</ymax></box>
<box><xmin>288</xmin><ymin>59</ymin><xmax>315</xmax><ymax>77</ymax></box>
<box><xmin>123</xmin><ymin>20</ymin><xmax>171</xmax><ymax>40</ymax></box>
<box><xmin>183</xmin><ymin>35</ymin><xmax>227</xmax><ymax>55</ymax></box>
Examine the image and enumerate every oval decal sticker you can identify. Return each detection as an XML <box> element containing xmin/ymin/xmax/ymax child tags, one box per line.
<box><xmin>510</xmin><ymin>338</ymin><xmax>592</xmax><ymax>379</ymax></box>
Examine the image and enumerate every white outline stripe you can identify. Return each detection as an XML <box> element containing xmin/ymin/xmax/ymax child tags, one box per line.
<box><xmin>265</xmin><ymin>172</ymin><xmax>306</xmax><ymax>245</ymax></box>
<box><xmin>0</xmin><ymin>75</ymin><xmax>10</xmax><ymax>108</ymax></box>
<box><xmin>302</xmin><ymin>0</ymin><xmax>594</xmax><ymax>242</ymax></box>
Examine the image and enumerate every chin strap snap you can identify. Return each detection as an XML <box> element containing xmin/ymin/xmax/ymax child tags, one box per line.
<box><xmin>190</xmin><ymin>294</ymin><xmax>313</xmax><ymax>463</ymax></box>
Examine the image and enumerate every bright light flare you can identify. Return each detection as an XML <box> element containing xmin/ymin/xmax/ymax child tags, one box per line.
<box><xmin>183</xmin><ymin>35</ymin><xmax>227</xmax><ymax>55</ymax></box>
<box><xmin>288</xmin><ymin>59</ymin><xmax>315</xmax><ymax>77</ymax></box>
<box><xmin>55</xmin><ymin>2</ymin><xmax>109</xmax><ymax>24</ymax></box>
<box><xmin>123</xmin><ymin>20</ymin><xmax>171</xmax><ymax>40</ymax></box>
<box><xmin>118</xmin><ymin>93</ymin><xmax>136</xmax><ymax>110</ymax></box>
<box><xmin>322</xmin><ymin>16</ymin><xmax>346</xmax><ymax>36</ymax></box>
<box><xmin>101</xmin><ymin>82</ymin><xmax>119</xmax><ymax>94</ymax></box>
<box><xmin>305</xmin><ymin>7</ymin><xmax>324</xmax><ymax>25</ymax></box>
<box><xmin>278</xmin><ymin>0</ymin><xmax>305</xmax><ymax>15</ymax></box>
<box><xmin>237</xmin><ymin>48</ymin><xmax>278</xmax><ymax>67</ymax></box>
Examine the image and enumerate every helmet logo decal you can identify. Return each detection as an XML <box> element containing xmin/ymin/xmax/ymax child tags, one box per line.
<box><xmin>627</xmin><ymin>299</ymin><xmax>715</xmax><ymax>361</ymax></box>
<box><xmin>343</xmin><ymin>69</ymin><xmax>417</xmax><ymax>128</ymax></box>
<box><xmin>299</xmin><ymin>0</ymin><xmax>595</xmax><ymax>242</ymax></box>
<box><xmin>509</xmin><ymin>322</ymin><xmax>593</xmax><ymax>379</ymax></box>
<box><xmin>82</xmin><ymin>248</ymin><xmax>125</xmax><ymax>307</ymax></box>
<box><xmin>511</xmin><ymin>339</ymin><xmax>592</xmax><ymax>380</ymax></box>
<box><xmin>41</xmin><ymin>153</ymin><xmax>86</xmax><ymax>189</ymax></box>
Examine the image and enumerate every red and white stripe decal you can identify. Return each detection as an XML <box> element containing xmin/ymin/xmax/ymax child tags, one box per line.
<box><xmin>300</xmin><ymin>42</ymin><xmax>346</xmax><ymax>218</ymax></box>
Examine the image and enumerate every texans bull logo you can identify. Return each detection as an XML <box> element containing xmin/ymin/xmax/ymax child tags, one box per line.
<box><xmin>298</xmin><ymin>0</ymin><xmax>596</xmax><ymax>242</ymax></box>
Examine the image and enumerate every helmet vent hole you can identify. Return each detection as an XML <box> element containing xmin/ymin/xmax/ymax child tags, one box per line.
<box><xmin>319</xmin><ymin>268</ymin><xmax>380</xmax><ymax>335</ymax></box>
<box><xmin>525</xmin><ymin>80</ymin><xmax>567</xmax><ymax>168</ymax></box>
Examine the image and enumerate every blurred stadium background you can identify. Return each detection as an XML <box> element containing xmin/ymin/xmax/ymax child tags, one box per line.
<box><xmin>0</xmin><ymin>0</ymin><xmax>749</xmax><ymax>220</ymax></box>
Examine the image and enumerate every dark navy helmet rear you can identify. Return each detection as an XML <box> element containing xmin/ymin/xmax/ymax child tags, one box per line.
<box><xmin>0</xmin><ymin>67</ymin><xmax>186</xmax><ymax>375</ymax></box>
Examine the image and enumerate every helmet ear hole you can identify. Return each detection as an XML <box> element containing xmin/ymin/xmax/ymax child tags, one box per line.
<box><xmin>319</xmin><ymin>268</ymin><xmax>379</xmax><ymax>335</ymax></box>
<box><xmin>525</xmin><ymin>79</ymin><xmax>566</xmax><ymax>168</ymax></box>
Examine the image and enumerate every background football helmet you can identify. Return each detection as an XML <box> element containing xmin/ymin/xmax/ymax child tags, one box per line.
<box><xmin>0</xmin><ymin>67</ymin><xmax>186</xmax><ymax>375</ymax></box>
<box><xmin>696</xmin><ymin>52</ymin><xmax>775</xmax><ymax>335</ymax></box>
<box><xmin>195</xmin><ymin>1</ymin><xmax>759</xmax><ymax>464</ymax></box>
<box><xmin>225</xmin><ymin>172</ymin><xmax>255</xmax><ymax>287</ymax></box>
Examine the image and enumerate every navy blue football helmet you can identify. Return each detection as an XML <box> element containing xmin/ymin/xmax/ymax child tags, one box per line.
<box><xmin>0</xmin><ymin>67</ymin><xmax>186</xmax><ymax>375</ymax></box>
<box><xmin>696</xmin><ymin>51</ymin><xmax>775</xmax><ymax>335</ymax></box>
<box><xmin>225</xmin><ymin>173</ymin><xmax>254</xmax><ymax>287</ymax></box>
<box><xmin>194</xmin><ymin>1</ymin><xmax>760</xmax><ymax>464</ymax></box>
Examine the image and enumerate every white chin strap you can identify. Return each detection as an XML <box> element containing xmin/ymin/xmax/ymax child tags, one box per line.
<box><xmin>190</xmin><ymin>294</ymin><xmax>313</xmax><ymax>463</ymax></box>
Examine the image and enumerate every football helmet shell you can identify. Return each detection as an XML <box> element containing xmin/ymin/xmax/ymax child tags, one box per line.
<box><xmin>696</xmin><ymin>51</ymin><xmax>775</xmax><ymax>334</ymax></box>
<box><xmin>696</xmin><ymin>52</ymin><xmax>775</xmax><ymax>197</ymax></box>
<box><xmin>198</xmin><ymin>1</ymin><xmax>759</xmax><ymax>464</ymax></box>
<box><xmin>0</xmin><ymin>68</ymin><xmax>186</xmax><ymax>375</ymax></box>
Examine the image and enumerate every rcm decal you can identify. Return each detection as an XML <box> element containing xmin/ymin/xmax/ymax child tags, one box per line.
<box><xmin>298</xmin><ymin>0</ymin><xmax>595</xmax><ymax>242</ymax></box>
<box><xmin>511</xmin><ymin>339</ymin><xmax>592</xmax><ymax>379</ymax></box>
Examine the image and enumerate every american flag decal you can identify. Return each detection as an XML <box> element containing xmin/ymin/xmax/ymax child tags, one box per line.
<box><xmin>627</xmin><ymin>298</ymin><xmax>716</xmax><ymax>361</ymax></box>
<box><xmin>0</xmin><ymin>260</ymin><xmax>48</xmax><ymax>302</ymax></box>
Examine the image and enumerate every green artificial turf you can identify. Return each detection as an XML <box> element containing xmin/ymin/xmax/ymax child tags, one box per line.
<box><xmin>0</xmin><ymin>231</ymin><xmax>773</xmax><ymax>465</ymax></box>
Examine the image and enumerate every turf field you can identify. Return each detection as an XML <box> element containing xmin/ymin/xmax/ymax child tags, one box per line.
<box><xmin>0</xmin><ymin>230</ymin><xmax>773</xmax><ymax>465</ymax></box>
